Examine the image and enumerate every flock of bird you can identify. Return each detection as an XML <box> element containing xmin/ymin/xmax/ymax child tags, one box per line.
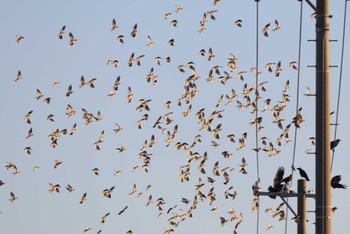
<box><xmin>1</xmin><ymin>1</ymin><xmax>347</xmax><ymax>233</ymax></box>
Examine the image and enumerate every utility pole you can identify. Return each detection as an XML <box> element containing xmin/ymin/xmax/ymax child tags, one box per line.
<box><xmin>315</xmin><ymin>0</ymin><xmax>332</xmax><ymax>233</ymax></box>
<box><xmin>298</xmin><ymin>180</ymin><xmax>307</xmax><ymax>234</ymax></box>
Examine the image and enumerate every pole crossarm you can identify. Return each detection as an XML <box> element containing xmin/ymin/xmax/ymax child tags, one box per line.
<box><xmin>254</xmin><ymin>191</ymin><xmax>316</xmax><ymax>199</ymax></box>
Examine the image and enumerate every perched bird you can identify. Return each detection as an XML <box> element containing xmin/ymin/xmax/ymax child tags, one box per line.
<box><xmin>331</xmin><ymin>175</ymin><xmax>347</xmax><ymax>189</ymax></box>
<box><xmin>297</xmin><ymin>167</ymin><xmax>310</xmax><ymax>181</ymax></box>
<box><xmin>330</xmin><ymin>139</ymin><xmax>341</xmax><ymax>151</ymax></box>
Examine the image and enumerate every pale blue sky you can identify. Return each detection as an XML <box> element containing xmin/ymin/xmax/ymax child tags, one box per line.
<box><xmin>0</xmin><ymin>0</ymin><xmax>349</xmax><ymax>233</ymax></box>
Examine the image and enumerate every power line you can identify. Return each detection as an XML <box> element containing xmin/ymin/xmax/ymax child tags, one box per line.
<box><xmin>330</xmin><ymin>0</ymin><xmax>349</xmax><ymax>172</ymax></box>
<box><xmin>254</xmin><ymin>1</ymin><xmax>261</xmax><ymax>234</ymax></box>
<box><xmin>284</xmin><ymin>1</ymin><xmax>305</xmax><ymax>233</ymax></box>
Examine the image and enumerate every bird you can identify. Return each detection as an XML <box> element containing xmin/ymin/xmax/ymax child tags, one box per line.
<box><xmin>66</xmin><ymin>184</ymin><xmax>75</xmax><ymax>192</ymax></box>
<box><xmin>48</xmin><ymin>183</ymin><xmax>61</xmax><ymax>193</ymax></box>
<box><xmin>234</xmin><ymin>19</ymin><xmax>242</xmax><ymax>27</ymax></box>
<box><xmin>297</xmin><ymin>167</ymin><xmax>310</xmax><ymax>181</ymax></box>
<box><xmin>272</xmin><ymin>19</ymin><xmax>280</xmax><ymax>32</ymax></box>
<box><xmin>146</xmin><ymin>35</ymin><xmax>154</xmax><ymax>46</ymax></box>
<box><xmin>130</xmin><ymin>24</ymin><xmax>138</xmax><ymax>37</ymax></box>
<box><xmin>170</xmin><ymin>20</ymin><xmax>178</xmax><ymax>27</ymax></box>
<box><xmin>91</xmin><ymin>168</ymin><xmax>99</xmax><ymax>175</ymax></box>
<box><xmin>262</xmin><ymin>23</ymin><xmax>271</xmax><ymax>37</ymax></box>
<box><xmin>80</xmin><ymin>192</ymin><xmax>87</xmax><ymax>204</ymax></box>
<box><xmin>167</xmin><ymin>39</ymin><xmax>175</xmax><ymax>46</ymax></box>
<box><xmin>118</xmin><ymin>205</ymin><xmax>128</xmax><ymax>215</ymax></box>
<box><xmin>66</xmin><ymin>84</ymin><xmax>73</xmax><ymax>97</ymax></box>
<box><xmin>116</xmin><ymin>35</ymin><xmax>125</xmax><ymax>43</ymax></box>
<box><xmin>68</xmin><ymin>32</ymin><xmax>77</xmax><ymax>45</ymax></box>
<box><xmin>58</xmin><ymin>25</ymin><xmax>66</xmax><ymax>39</ymax></box>
<box><xmin>83</xmin><ymin>227</ymin><xmax>91</xmax><ymax>233</ymax></box>
<box><xmin>268</xmin><ymin>166</ymin><xmax>285</xmax><ymax>199</ymax></box>
<box><xmin>331</xmin><ymin>175</ymin><xmax>347</xmax><ymax>189</ymax></box>
<box><xmin>100</xmin><ymin>212</ymin><xmax>110</xmax><ymax>223</ymax></box>
<box><xmin>282</xmin><ymin>174</ymin><xmax>293</xmax><ymax>184</ymax></box>
<box><xmin>164</xmin><ymin>12</ymin><xmax>171</xmax><ymax>19</ymax></box>
<box><xmin>289</xmin><ymin>61</ymin><xmax>297</xmax><ymax>69</ymax></box>
<box><xmin>24</xmin><ymin>110</ymin><xmax>33</xmax><ymax>124</ymax></box>
<box><xmin>15</xmin><ymin>70</ymin><xmax>22</xmax><ymax>81</ymax></box>
<box><xmin>111</xmin><ymin>18</ymin><xmax>118</xmax><ymax>31</ymax></box>
<box><xmin>9</xmin><ymin>192</ymin><xmax>18</xmax><ymax>203</ymax></box>
<box><xmin>24</xmin><ymin>146</ymin><xmax>32</xmax><ymax>155</ymax></box>
<box><xmin>330</xmin><ymin>139</ymin><xmax>341</xmax><ymax>151</ymax></box>
<box><xmin>16</xmin><ymin>34</ymin><xmax>24</xmax><ymax>43</ymax></box>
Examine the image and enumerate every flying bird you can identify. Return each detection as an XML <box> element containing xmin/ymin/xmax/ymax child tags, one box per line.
<box><xmin>234</xmin><ymin>19</ymin><xmax>242</xmax><ymax>27</ymax></box>
<box><xmin>111</xmin><ymin>18</ymin><xmax>118</xmax><ymax>31</ymax></box>
<box><xmin>16</xmin><ymin>34</ymin><xmax>24</xmax><ymax>43</ymax></box>
<box><xmin>130</xmin><ymin>24</ymin><xmax>138</xmax><ymax>37</ymax></box>
<box><xmin>262</xmin><ymin>23</ymin><xmax>271</xmax><ymax>37</ymax></box>
<box><xmin>69</xmin><ymin>32</ymin><xmax>77</xmax><ymax>45</ymax></box>
<box><xmin>58</xmin><ymin>25</ymin><xmax>66</xmax><ymax>39</ymax></box>
<box><xmin>268</xmin><ymin>166</ymin><xmax>285</xmax><ymax>199</ymax></box>
<box><xmin>331</xmin><ymin>175</ymin><xmax>347</xmax><ymax>189</ymax></box>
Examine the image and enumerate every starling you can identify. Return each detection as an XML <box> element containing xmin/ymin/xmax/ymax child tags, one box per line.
<box><xmin>330</xmin><ymin>139</ymin><xmax>341</xmax><ymax>151</ymax></box>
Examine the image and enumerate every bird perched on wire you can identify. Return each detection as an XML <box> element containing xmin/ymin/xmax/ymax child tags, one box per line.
<box><xmin>330</xmin><ymin>139</ymin><xmax>341</xmax><ymax>151</ymax></box>
<box><xmin>331</xmin><ymin>175</ymin><xmax>347</xmax><ymax>189</ymax></box>
<box><xmin>297</xmin><ymin>167</ymin><xmax>310</xmax><ymax>181</ymax></box>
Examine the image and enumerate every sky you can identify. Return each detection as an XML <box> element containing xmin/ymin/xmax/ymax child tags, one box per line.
<box><xmin>0</xmin><ymin>0</ymin><xmax>349</xmax><ymax>233</ymax></box>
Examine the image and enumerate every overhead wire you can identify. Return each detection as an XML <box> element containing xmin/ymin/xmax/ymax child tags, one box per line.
<box><xmin>330</xmin><ymin>0</ymin><xmax>349</xmax><ymax>172</ymax></box>
<box><xmin>284</xmin><ymin>1</ymin><xmax>304</xmax><ymax>233</ymax></box>
<box><xmin>254</xmin><ymin>1</ymin><xmax>261</xmax><ymax>234</ymax></box>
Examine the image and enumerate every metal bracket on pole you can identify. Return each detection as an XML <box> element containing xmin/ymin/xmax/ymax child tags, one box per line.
<box><xmin>253</xmin><ymin>179</ymin><xmax>313</xmax><ymax>234</ymax></box>
<box><xmin>305</xmin><ymin>0</ymin><xmax>317</xmax><ymax>12</ymax></box>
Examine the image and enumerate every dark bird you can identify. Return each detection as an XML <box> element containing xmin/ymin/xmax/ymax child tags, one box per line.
<box><xmin>268</xmin><ymin>167</ymin><xmax>285</xmax><ymax>199</ymax></box>
<box><xmin>297</xmin><ymin>167</ymin><xmax>310</xmax><ymax>181</ymax></box>
<box><xmin>331</xmin><ymin>175</ymin><xmax>347</xmax><ymax>189</ymax></box>
<box><xmin>282</xmin><ymin>174</ymin><xmax>293</xmax><ymax>184</ymax></box>
<box><xmin>330</xmin><ymin>139</ymin><xmax>341</xmax><ymax>151</ymax></box>
<box><xmin>118</xmin><ymin>205</ymin><xmax>128</xmax><ymax>215</ymax></box>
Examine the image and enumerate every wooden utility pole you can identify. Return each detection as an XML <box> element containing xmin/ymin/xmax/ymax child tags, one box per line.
<box><xmin>315</xmin><ymin>0</ymin><xmax>332</xmax><ymax>233</ymax></box>
<box><xmin>298</xmin><ymin>180</ymin><xmax>307</xmax><ymax>234</ymax></box>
